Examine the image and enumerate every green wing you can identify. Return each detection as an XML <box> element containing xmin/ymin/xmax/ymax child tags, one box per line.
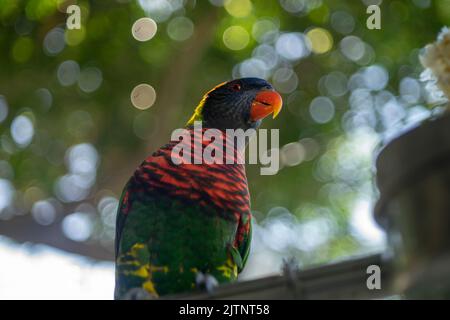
<box><xmin>235</xmin><ymin>212</ymin><xmax>252</xmax><ymax>273</ymax></box>
<box><xmin>115</xmin><ymin>192</ymin><xmax>242</xmax><ymax>298</ymax></box>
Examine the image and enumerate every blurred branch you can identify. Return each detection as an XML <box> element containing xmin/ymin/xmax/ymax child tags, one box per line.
<box><xmin>0</xmin><ymin>214</ymin><xmax>114</xmax><ymax>261</ymax></box>
<box><xmin>103</xmin><ymin>7</ymin><xmax>220</xmax><ymax>199</ymax></box>
<box><xmin>154</xmin><ymin>8</ymin><xmax>220</xmax><ymax>143</ymax></box>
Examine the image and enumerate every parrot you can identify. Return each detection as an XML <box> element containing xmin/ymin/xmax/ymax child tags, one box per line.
<box><xmin>114</xmin><ymin>77</ymin><xmax>283</xmax><ymax>299</ymax></box>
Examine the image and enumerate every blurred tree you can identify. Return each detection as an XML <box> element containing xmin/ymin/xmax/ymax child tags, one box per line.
<box><xmin>0</xmin><ymin>0</ymin><xmax>446</xmax><ymax>276</ymax></box>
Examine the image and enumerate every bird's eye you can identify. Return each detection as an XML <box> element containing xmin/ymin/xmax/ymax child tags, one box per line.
<box><xmin>231</xmin><ymin>83</ymin><xmax>241</xmax><ymax>91</ymax></box>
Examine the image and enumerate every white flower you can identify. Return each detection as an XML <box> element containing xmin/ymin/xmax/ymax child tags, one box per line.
<box><xmin>420</xmin><ymin>27</ymin><xmax>450</xmax><ymax>102</ymax></box>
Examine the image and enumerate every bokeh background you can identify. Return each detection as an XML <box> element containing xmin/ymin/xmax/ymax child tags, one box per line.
<box><xmin>0</xmin><ymin>0</ymin><xmax>446</xmax><ymax>299</ymax></box>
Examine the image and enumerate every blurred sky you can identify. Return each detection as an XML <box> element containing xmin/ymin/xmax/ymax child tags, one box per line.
<box><xmin>0</xmin><ymin>237</ymin><xmax>114</xmax><ymax>299</ymax></box>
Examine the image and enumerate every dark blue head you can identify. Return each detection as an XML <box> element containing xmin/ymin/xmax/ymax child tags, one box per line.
<box><xmin>187</xmin><ymin>78</ymin><xmax>283</xmax><ymax>130</ymax></box>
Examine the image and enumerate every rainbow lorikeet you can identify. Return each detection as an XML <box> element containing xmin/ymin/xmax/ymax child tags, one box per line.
<box><xmin>114</xmin><ymin>78</ymin><xmax>283</xmax><ymax>299</ymax></box>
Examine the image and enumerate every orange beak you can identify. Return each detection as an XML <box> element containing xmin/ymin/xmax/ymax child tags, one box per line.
<box><xmin>250</xmin><ymin>90</ymin><xmax>283</xmax><ymax>121</ymax></box>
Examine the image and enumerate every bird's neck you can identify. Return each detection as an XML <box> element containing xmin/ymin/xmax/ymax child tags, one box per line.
<box><xmin>171</xmin><ymin>127</ymin><xmax>246</xmax><ymax>164</ymax></box>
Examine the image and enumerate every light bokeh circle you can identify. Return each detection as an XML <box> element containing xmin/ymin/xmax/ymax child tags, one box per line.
<box><xmin>132</xmin><ymin>17</ymin><xmax>157</xmax><ymax>42</ymax></box>
<box><xmin>131</xmin><ymin>83</ymin><xmax>156</xmax><ymax>110</ymax></box>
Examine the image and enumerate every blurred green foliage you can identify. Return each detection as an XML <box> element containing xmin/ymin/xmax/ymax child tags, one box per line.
<box><xmin>0</xmin><ymin>0</ymin><xmax>447</xmax><ymax>273</ymax></box>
